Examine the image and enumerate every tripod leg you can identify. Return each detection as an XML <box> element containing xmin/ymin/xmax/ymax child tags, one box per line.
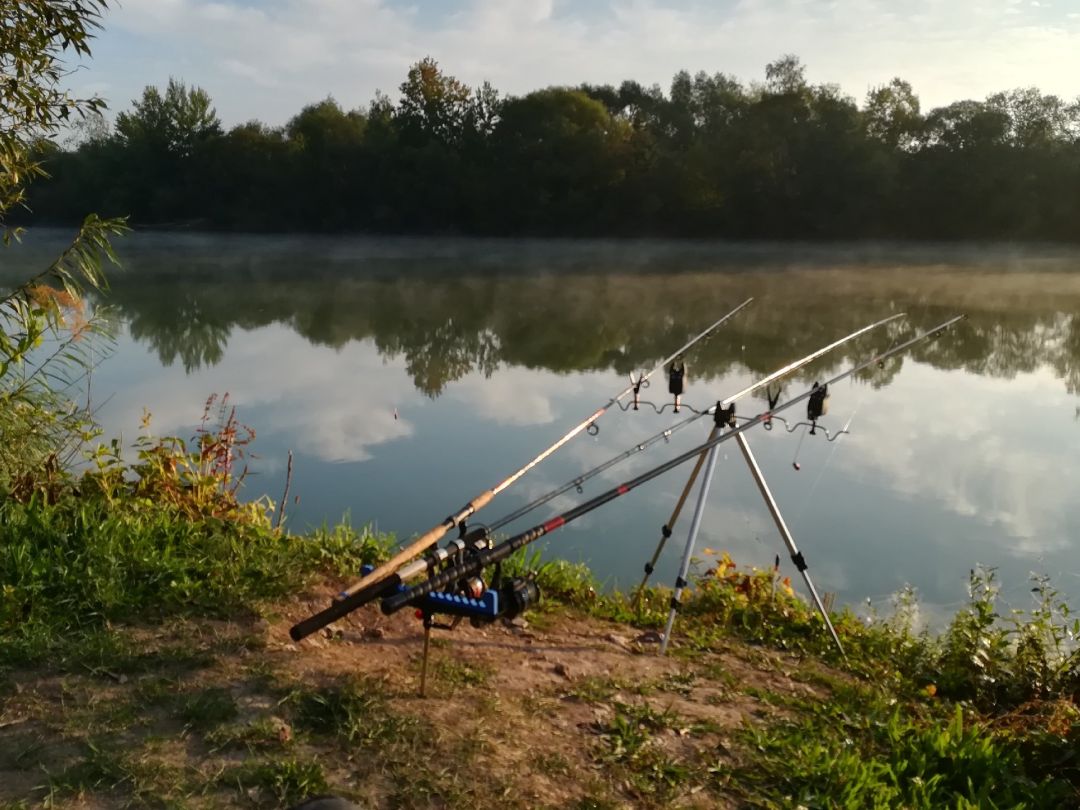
<box><xmin>734</xmin><ymin>432</ymin><xmax>844</xmax><ymax>656</ymax></box>
<box><xmin>635</xmin><ymin>425</ymin><xmax>718</xmax><ymax>605</ymax></box>
<box><xmin>660</xmin><ymin>443</ymin><xmax>722</xmax><ymax>655</ymax></box>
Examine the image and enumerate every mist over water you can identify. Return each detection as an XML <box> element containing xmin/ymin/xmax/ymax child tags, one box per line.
<box><xmin>6</xmin><ymin>231</ymin><xmax>1080</xmax><ymax>623</ymax></box>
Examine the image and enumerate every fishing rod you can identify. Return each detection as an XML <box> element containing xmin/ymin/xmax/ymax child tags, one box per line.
<box><xmin>634</xmin><ymin>312</ymin><xmax>903</xmax><ymax>599</ymax></box>
<box><xmin>381</xmin><ymin>315</ymin><xmax>964</xmax><ymax>617</ymax></box>
<box><xmin>289</xmin><ymin>311</ymin><xmax>901</xmax><ymax>641</ymax></box>
<box><xmin>289</xmin><ymin>311</ymin><xmax>900</xmax><ymax>641</ymax></box>
<box><xmin>293</xmin><ymin>301</ymin><xmax>751</xmax><ymax>610</ymax></box>
<box><xmin>490</xmin><ymin>313</ymin><xmax>904</xmax><ymax>534</ymax></box>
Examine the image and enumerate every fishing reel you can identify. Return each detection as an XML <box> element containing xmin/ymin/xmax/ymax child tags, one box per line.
<box><xmin>411</xmin><ymin>531</ymin><xmax>542</xmax><ymax>629</ymax></box>
<box><xmin>410</xmin><ymin>558</ymin><xmax>541</xmax><ymax>697</ymax></box>
<box><xmin>498</xmin><ymin>576</ymin><xmax>541</xmax><ymax>621</ymax></box>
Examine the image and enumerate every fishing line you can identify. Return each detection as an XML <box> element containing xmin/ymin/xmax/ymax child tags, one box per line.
<box><xmin>791</xmin><ymin>426</ymin><xmax>809</xmax><ymax>471</ymax></box>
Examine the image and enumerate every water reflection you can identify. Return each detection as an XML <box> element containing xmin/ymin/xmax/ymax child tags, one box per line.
<box><xmin>6</xmin><ymin>233</ymin><xmax>1080</xmax><ymax>393</ymax></box>
<box><xmin>95</xmin><ymin>245</ymin><xmax>1080</xmax><ymax>398</ymax></box>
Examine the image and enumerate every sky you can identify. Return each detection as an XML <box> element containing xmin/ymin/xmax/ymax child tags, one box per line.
<box><xmin>75</xmin><ymin>0</ymin><xmax>1080</xmax><ymax>128</ymax></box>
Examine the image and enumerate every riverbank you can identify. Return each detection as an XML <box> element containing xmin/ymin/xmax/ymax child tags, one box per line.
<box><xmin>1</xmin><ymin>513</ymin><xmax>1077</xmax><ymax>808</ymax></box>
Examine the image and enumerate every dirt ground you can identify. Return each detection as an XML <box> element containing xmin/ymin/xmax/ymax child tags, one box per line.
<box><xmin>0</xmin><ymin>584</ymin><xmax>841</xmax><ymax>809</ymax></box>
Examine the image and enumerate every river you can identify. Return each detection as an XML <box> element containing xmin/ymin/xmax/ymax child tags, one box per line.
<box><xmin>6</xmin><ymin>231</ymin><xmax>1080</xmax><ymax>624</ymax></box>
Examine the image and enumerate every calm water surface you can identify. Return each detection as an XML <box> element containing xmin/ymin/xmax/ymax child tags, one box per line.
<box><xmin>8</xmin><ymin>233</ymin><xmax>1080</xmax><ymax>622</ymax></box>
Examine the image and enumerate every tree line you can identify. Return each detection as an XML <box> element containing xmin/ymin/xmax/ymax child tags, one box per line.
<box><xmin>24</xmin><ymin>56</ymin><xmax>1080</xmax><ymax>240</ymax></box>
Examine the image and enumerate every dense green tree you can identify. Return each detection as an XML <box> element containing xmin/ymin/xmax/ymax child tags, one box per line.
<box><xmin>395</xmin><ymin>57</ymin><xmax>471</xmax><ymax>147</ymax></box>
<box><xmin>985</xmin><ymin>88</ymin><xmax>1077</xmax><ymax>149</ymax></box>
<box><xmin>0</xmin><ymin>0</ymin><xmax>110</xmax><ymax>224</ymax></box>
<box><xmin>865</xmin><ymin>79</ymin><xmax>922</xmax><ymax>150</ymax></box>
<box><xmin>115</xmin><ymin>78</ymin><xmax>221</xmax><ymax>158</ymax></box>
<box><xmin>20</xmin><ymin>55</ymin><xmax>1080</xmax><ymax>242</ymax></box>
<box><xmin>764</xmin><ymin>54</ymin><xmax>807</xmax><ymax>95</ymax></box>
<box><xmin>492</xmin><ymin>88</ymin><xmax>630</xmax><ymax>232</ymax></box>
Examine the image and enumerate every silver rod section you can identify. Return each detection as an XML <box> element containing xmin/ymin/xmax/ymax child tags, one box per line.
<box><xmin>491</xmin><ymin>298</ymin><xmax>752</xmax><ymax>496</ymax></box>
<box><xmin>717</xmin><ymin>312</ymin><xmax>905</xmax><ymax>407</ymax></box>
<box><xmin>735</xmin><ymin>431</ymin><xmax>845</xmax><ymax>656</ymax></box>
<box><xmin>660</xmin><ymin>443</ymin><xmax>721</xmax><ymax>655</ymax></box>
<box><xmin>493</xmin><ymin>312</ymin><xmax>904</xmax><ymax>534</ymax></box>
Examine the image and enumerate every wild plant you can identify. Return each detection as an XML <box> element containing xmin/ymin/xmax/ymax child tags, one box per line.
<box><xmin>1005</xmin><ymin>573</ymin><xmax>1080</xmax><ymax>702</ymax></box>
<box><xmin>83</xmin><ymin>393</ymin><xmax>272</xmax><ymax>526</ymax></box>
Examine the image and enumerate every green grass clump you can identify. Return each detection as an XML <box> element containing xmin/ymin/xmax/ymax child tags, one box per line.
<box><xmin>177</xmin><ymin>686</ymin><xmax>239</xmax><ymax>731</ymax></box>
<box><xmin>428</xmin><ymin>657</ymin><xmax>494</xmax><ymax>688</ymax></box>
<box><xmin>0</xmin><ymin>495</ymin><xmax>390</xmax><ymax>664</ymax></box>
<box><xmin>46</xmin><ymin>741</ymin><xmax>184</xmax><ymax>804</ymax></box>
<box><xmin>231</xmin><ymin>758</ymin><xmax>329</xmax><ymax>805</ymax></box>
<box><xmin>287</xmin><ymin>674</ymin><xmax>422</xmax><ymax>748</ymax></box>
<box><xmin>596</xmin><ymin>702</ymin><xmax>692</xmax><ymax>799</ymax></box>
<box><xmin>207</xmin><ymin>717</ymin><xmax>293</xmax><ymax>752</ymax></box>
<box><xmin>736</xmin><ymin>685</ymin><xmax>1072</xmax><ymax>808</ymax></box>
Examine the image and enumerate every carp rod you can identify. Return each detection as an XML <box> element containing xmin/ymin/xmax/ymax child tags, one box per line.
<box><xmin>325</xmin><ymin>300</ymin><xmax>752</xmax><ymax>601</ymax></box>
<box><xmin>483</xmin><ymin>312</ymin><xmax>904</xmax><ymax>533</ymax></box>
<box><xmin>381</xmin><ymin>314</ymin><xmax>964</xmax><ymax>618</ymax></box>
<box><xmin>289</xmin><ymin>310</ymin><xmax>902</xmax><ymax>641</ymax></box>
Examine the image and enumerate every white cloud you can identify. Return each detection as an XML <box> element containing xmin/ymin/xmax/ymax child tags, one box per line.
<box><xmin>80</xmin><ymin>0</ymin><xmax>1080</xmax><ymax>127</ymax></box>
<box><xmin>444</xmin><ymin>365</ymin><xmax>591</xmax><ymax>426</ymax></box>
<box><xmin>94</xmin><ymin>324</ymin><xmax>416</xmax><ymax>464</ymax></box>
<box><xmin>835</xmin><ymin>362</ymin><xmax>1077</xmax><ymax>556</ymax></box>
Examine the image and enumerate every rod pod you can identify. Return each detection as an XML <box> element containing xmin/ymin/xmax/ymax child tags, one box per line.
<box><xmin>381</xmin><ymin>314</ymin><xmax>965</xmax><ymax>618</ymax></box>
<box><xmin>634</xmin><ymin>312</ymin><xmax>906</xmax><ymax>600</ymax></box>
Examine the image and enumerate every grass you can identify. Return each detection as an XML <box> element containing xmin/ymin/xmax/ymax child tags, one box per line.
<box><xmin>0</xmin><ymin>495</ymin><xmax>391</xmax><ymax>666</ymax></box>
<box><xmin>2</xmin><ymin>424</ymin><xmax>1080</xmax><ymax>807</ymax></box>
<box><xmin>428</xmin><ymin>656</ymin><xmax>494</xmax><ymax>688</ymax></box>
<box><xmin>46</xmin><ymin>741</ymin><xmax>186</xmax><ymax>804</ymax></box>
<box><xmin>176</xmin><ymin>686</ymin><xmax>239</xmax><ymax>731</ymax></box>
<box><xmin>287</xmin><ymin>674</ymin><xmax>423</xmax><ymax>748</ymax></box>
<box><xmin>735</xmin><ymin>685</ymin><xmax>1074</xmax><ymax>809</ymax></box>
<box><xmin>594</xmin><ymin>702</ymin><xmax>694</xmax><ymax>800</ymax></box>
<box><xmin>226</xmin><ymin>758</ymin><xmax>329</xmax><ymax>806</ymax></box>
<box><xmin>206</xmin><ymin>717</ymin><xmax>293</xmax><ymax>752</ymax></box>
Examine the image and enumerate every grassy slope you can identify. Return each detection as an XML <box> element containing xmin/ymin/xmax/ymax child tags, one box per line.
<box><xmin>0</xmin><ymin>491</ymin><xmax>1077</xmax><ymax>809</ymax></box>
<box><xmin>1</xmin><ymin>573</ymin><xmax>1077</xmax><ymax>809</ymax></box>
